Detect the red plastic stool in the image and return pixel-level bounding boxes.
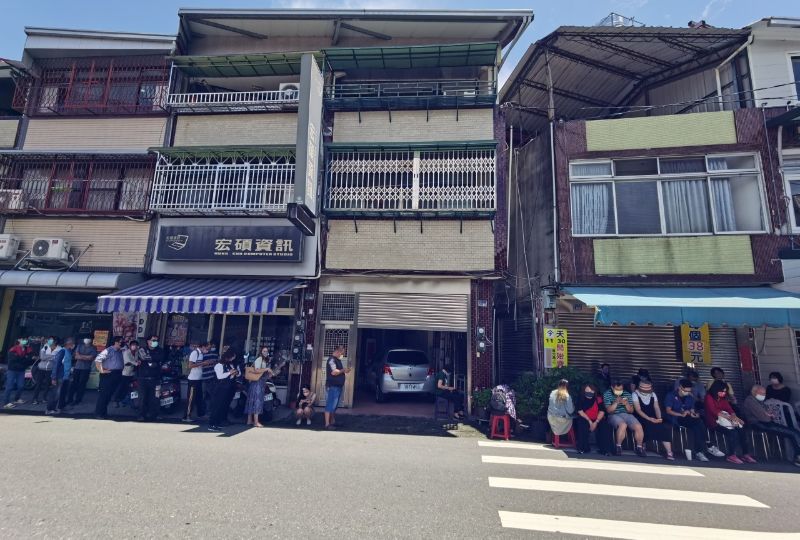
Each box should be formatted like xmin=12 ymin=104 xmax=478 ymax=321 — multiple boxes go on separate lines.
xmin=553 ymin=427 xmax=576 ymax=449
xmin=490 ymin=414 xmax=511 ymax=440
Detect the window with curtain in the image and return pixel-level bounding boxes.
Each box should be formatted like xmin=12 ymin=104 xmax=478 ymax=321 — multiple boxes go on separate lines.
xmin=615 ymin=182 xmax=661 ymax=234
xmin=570 ymin=183 xmax=615 ymax=235
xmin=792 ymin=57 xmax=800 ymax=101
xmin=570 ymin=161 xmax=612 ymax=177
xmin=662 ymin=179 xmax=712 ymax=233
xmin=660 ymin=157 xmax=706 ymax=175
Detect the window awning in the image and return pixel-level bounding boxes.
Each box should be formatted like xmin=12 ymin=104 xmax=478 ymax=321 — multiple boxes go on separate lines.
xmin=0 ymin=271 xmax=143 ymax=290
xmin=149 ymin=145 xmax=295 ymax=160
xmin=97 ymin=278 xmax=300 ymax=314
xmin=564 ymin=286 xmax=800 ymax=328
xmin=324 ymin=42 xmax=499 ymax=70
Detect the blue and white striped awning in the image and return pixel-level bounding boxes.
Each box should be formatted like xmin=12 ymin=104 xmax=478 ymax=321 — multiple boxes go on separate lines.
xmin=97 ymin=278 xmax=300 ymax=314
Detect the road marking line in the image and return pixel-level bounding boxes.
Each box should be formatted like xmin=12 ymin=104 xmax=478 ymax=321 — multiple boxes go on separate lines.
xmin=498 ymin=512 xmax=798 ymax=539
xmin=481 ymin=455 xmax=703 ymax=477
xmin=488 ymin=477 xmax=768 ymax=508
xmin=478 ymin=440 xmax=562 ymax=452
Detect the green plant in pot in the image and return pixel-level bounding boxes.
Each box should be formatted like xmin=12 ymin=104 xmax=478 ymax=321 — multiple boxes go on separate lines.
xmin=471 ymin=388 xmax=492 ymax=420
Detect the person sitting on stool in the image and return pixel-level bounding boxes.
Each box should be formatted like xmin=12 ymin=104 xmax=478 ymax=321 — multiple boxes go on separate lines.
xmin=435 ymin=363 xmax=465 ymax=420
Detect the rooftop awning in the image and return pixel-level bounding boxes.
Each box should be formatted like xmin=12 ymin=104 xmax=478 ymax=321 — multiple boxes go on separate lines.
xmin=171 ymin=52 xmax=319 ymax=78
xmin=324 ymin=42 xmax=499 ymax=70
xmin=97 ymin=278 xmax=300 ymax=314
xmin=0 ymin=271 xmax=143 ymax=290
xmin=564 ymin=286 xmax=800 ymax=328
xmin=766 ymin=106 xmax=800 ymax=128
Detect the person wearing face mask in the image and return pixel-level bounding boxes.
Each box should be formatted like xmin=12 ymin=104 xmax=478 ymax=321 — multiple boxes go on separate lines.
xmin=32 ymin=337 xmax=61 ymax=406
xmin=183 ymin=342 xmax=211 ymax=423
xmin=47 ymin=338 xmax=74 ymax=415
xmin=603 ymin=379 xmax=646 ymax=457
xmin=3 ymin=337 xmax=34 ymax=409
xmin=632 ymin=380 xmax=675 ymax=460
xmin=575 ymin=383 xmax=611 ymax=455
xmin=94 ymin=336 xmax=125 ymax=419
xmin=664 ymin=379 xmax=723 ymax=462
xmin=114 ymin=340 xmax=140 ymax=407
xmin=66 ymin=337 xmax=98 ymax=406
xmin=765 ymin=372 xmax=792 ymax=404
xmin=201 ymin=341 xmax=220 ymax=404
xmin=743 ymin=385 xmax=800 ymax=467
xmin=136 ymin=336 xmax=164 ymax=422
xmin=704 ymin=380 xmax=756 ymax=465
xmin=208 ymin=349 xmax=240 ymax=432
xmin=245 ymin=347 xmax=273 ymax=428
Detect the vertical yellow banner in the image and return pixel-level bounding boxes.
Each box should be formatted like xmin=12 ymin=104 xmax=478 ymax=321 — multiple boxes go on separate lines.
xmin=681 ymin=323 xmax=711 ymax=365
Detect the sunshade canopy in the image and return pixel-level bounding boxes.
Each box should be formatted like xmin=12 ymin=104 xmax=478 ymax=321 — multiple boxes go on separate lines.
xmin=324 ymin=42 xmax=499 ymax=70
xmin=97 ymin=278 xmax=300 ymax=314
xmin=564 ymin=286 xmax=800 ymax=328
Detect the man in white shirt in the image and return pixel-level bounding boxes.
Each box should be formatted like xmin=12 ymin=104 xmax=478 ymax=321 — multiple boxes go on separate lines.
xmin=182 ymin=342 xmax=210 ymax=423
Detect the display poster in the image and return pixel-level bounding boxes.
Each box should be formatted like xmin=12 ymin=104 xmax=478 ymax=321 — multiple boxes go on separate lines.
xmin=543 ymin=327 xmax=569 ymax=368
xmin=166 ymin=315 xmax=189 ymax=347
xmin=93 ymin=330 xmax=109 ymax=350
xmin=681 ymin=323 xmax=711 ymax=365
xmin=113 ymin=312 xmax=138 ymax=341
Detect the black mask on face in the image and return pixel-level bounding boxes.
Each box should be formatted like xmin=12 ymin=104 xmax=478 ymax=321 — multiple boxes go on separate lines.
xmin=584 ymin=391 xmax=595 ymax=399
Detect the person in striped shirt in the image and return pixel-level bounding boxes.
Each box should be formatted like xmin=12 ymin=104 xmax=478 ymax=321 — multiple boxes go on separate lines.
xmin=603 ymin=380 xmax=645 ymax=457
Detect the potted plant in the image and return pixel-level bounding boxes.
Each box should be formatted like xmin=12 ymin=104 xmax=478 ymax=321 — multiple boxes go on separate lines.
xmin=471 ymin=388 xmax=492 ymax=421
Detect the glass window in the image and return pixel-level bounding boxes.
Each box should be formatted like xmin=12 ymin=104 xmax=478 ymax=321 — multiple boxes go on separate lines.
xmin=707 ymin=155 xmax=756 ymax=171
xmin=659 ymin=157 xmax=706 ymax=174
xmin=571 ymin=183 xmax=615 ymax=235
xmin=792 ymin=180 xmax=800 ymax=229
xmin=662 ymin=179 xmax=712 ymax=234
xmin=792 ymin=57 xmax=800 ymax=100
xmin=570 ymin=161 xmax=612 ymax=177
xmin=710 ymin=175 xmax=764 ymax=232
xmin=614 ymin=158 xmax=658 ymax=176
xmin=615 ymin=181 xmax=661 ymax=234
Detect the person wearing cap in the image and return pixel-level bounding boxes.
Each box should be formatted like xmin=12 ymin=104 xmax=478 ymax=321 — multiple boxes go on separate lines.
xmin=603 ymin=379 xmax=646 ymax=457
xmin=665 ymin=379 xmax=723 ymax=462
xmin=632 ymin=379 xmax=675 ymax=460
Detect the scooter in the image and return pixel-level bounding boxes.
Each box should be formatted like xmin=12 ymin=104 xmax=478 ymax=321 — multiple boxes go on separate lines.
xmin=128 ymin=359 xmax=182 ymax=414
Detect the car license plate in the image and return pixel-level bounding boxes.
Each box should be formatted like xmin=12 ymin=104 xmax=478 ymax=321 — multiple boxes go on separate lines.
xmin=234 ymin=392 xmax=241 ymax=400
xmin=400 ymin=383 xmax=423 ymax=391
xmin=264 ymin=393 xmax=273 ymax=402
xmin=129 ymin=391 xmax=139 ymax=399
xmin=160 ymin=397 xmax=174 ymax=406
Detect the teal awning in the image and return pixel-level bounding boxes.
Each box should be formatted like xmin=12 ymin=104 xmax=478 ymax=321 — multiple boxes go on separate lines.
xmin=324 ymin=42 xmax=499 ymax=70
xmin=171 ymin=52 xmax=321 ymax=78
xmin=564 ymin=286 xmax=800 ymax=328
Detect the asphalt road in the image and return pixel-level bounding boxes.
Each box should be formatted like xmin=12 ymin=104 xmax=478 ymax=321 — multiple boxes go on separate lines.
xmin=1 ymin=414 xmax=799 ymax=539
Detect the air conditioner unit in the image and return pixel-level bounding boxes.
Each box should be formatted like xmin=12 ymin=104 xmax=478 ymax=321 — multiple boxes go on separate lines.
xmin=0 ymin=234 xmax=20 ymax=260
xmin=279 ymin=82 xmax=300 ymax=100
xmin=0 ymin=189 xmax=26 ymax=210
xmin=30 ymin=238 xmax=71 ymax=262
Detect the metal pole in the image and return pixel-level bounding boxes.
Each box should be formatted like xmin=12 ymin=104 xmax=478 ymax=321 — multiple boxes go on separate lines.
xmin=246 ymin=314 xmax=253 ymax=356
xmin=219 ymin=313 xmax=227 ymax=349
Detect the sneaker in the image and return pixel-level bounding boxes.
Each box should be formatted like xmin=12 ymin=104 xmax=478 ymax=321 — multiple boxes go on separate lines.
xmin=45 ymin=410 xmax=56 ymax=415
xmin=14 ymin=399 xmax=25 ymax=404
xmin=207 ymin=425 xmax=220 ymax=432
xmin=635 ymin=446 xmax=647 ymax=458
xmin=707 ymin=446 xmax=725 ymax=458
xmin=306 ymin=419 xmax=311 ymax=426
xmin=181 ymin=417 xmax=193 ymax=423
xmin=325 ymin=425 xmax=337 ymax=431
xmin=666 ymin=452 xmax=675 ymax=461
xmin=741 ymin=454 xmax=758 ymax=464
xmin=3 ymin=403 xmax=14 ymax=409
xmin=296 ymin=418 xmax=302 ymax=425
xmin=614 ymin=445 xmax=623 ymax=456
xmin=695 ymin=452 xmax=710 ymax=462
xmin=726 ymin=455 xmax=744 ymax=465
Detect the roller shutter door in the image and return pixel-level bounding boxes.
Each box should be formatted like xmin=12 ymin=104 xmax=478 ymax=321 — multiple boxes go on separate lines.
xmin=557 ymin=312 xmax=681 ymax=392
xmin=498 ymin=311 xmax=535 ymax=383
xmin=357 ymin=293 xmax=468 ymax=332
xmin=693 ymin=329 xmax=744 ymax=400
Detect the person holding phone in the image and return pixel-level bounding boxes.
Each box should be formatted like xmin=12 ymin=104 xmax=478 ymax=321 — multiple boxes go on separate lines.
xmin=324 ymin=344 xmax=350 ymax=430
xmin=208 ymin=349 xmax=240 ymax=432
xmin=603 ymin=379 xmax=645 ymax=457
xmin=295 ymin=384 xmax=317 ymax=426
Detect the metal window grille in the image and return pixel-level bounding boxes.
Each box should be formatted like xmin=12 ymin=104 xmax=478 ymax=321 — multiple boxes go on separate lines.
xmin=320 ymin=293 xmax=355 ymax=322
xmin=326 ymin=149 xmax=495 ymax=212
xmin=167 ymin=90 xmax=299 ymax=113
xmin=0 ymin=155 xmax=154 ymax=214
xmin=323 ymin=328 xmax=350 ymax=356
xmin=150 ymin=153 xmax=295 ymax=215
xmin=13 ymin=55 xmax=170 ymax=116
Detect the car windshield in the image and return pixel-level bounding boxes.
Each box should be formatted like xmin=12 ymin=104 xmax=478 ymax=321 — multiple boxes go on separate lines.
xmin=386 ymin=350 xmax=428 ymax=366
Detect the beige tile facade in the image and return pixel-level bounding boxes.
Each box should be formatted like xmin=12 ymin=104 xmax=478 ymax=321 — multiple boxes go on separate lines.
xmin=332 ymin=109 xmax=494 ymax=143
xmin=0 ymin=118 xmax=19 ymax=148
xmin=23 ymin=117 xmax=167 ymax=152
xmin=172 ymin=113 xmax=298 ymax=146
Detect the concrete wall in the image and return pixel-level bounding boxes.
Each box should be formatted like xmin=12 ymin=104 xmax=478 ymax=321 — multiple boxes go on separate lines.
xmin=754 ymin=327 xmax=800 ymax=400
xmin=325 ymin=219 xmax=494 ymax=272
xmin=172 ymin=113 xmax=297 ymax=147
xmin=0 ymin=118 xmax=19 ymax=148
xmin=332 ymin=109 xmax=494 ymax=143
xmin=749 ymin=28 xmax=800 ymax=106
xmin=3 ymin=218 xmax=151 ymax=271
xmin=23 ymin=117 xmax=167 ymax=152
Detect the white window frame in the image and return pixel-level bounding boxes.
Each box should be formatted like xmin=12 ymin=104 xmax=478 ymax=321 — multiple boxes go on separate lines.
xmin=786 ymin=52 xmax=800 ymax=103
xmin=569 ymin=153 xmax=769 ymax=237
xmin=783 ymin=148 xmax=800 ymax=234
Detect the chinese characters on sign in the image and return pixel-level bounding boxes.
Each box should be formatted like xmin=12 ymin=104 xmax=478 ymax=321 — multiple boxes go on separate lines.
xmin=681 ymin=323 xmax=711 ymax=365
xmin=543 ymin=327 xmax=569 ymax=368
xmin=157 ymin=225 xmax=303 ymax=262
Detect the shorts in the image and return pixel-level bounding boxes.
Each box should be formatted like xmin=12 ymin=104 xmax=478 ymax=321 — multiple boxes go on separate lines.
xmin=608 ymin=412 xmax=641 ymax=430
xmin=325 ymin=385 xmax=343 ymax=413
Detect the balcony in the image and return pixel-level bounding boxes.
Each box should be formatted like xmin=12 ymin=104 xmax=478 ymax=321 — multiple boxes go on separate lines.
xmin=13 ymin=55 xmax=170 ymax=117
xmin=324 ymin=80 xmax=496 ymax=111
xmin=166 ymin=89 xmax=300 ymax=113
xmin=0 ymin=155 xmax=153 ymax=215
xmin=325 ymin=147 xmax=496 ymax=216
xmin=150 ymin=151 xmax=295 ymax=215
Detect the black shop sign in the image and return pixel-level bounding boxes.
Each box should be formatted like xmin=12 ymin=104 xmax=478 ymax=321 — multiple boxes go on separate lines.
xmin=157 ymin=225 xmax=303 ymax=262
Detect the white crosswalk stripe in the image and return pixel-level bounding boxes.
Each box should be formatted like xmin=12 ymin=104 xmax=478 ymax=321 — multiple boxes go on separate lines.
xmin=477 ymin=440 xmax=563 ymax=452
xmin=482 ymin=454 xmax=704 ymax=476
xmin=488 ymin=477 xmax=768 ymax=508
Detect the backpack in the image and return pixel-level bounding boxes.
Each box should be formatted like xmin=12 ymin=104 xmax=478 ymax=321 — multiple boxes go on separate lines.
xmin=490 ymin=387 xmax=508 ymax=413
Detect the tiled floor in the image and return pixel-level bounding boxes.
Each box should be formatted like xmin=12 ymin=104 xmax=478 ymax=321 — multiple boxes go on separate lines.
xmin=337 ymin=388 xmax=437 ymax=418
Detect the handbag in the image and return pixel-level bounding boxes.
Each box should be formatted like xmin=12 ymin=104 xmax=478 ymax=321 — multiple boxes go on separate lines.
xmin=244 ymin=367 xmax=262 ymax=382
xmin=716 ymin=416 xmax=734 ymax=429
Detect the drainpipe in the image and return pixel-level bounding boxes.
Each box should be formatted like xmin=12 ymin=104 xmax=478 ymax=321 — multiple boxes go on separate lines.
xmin=507 ymin=123 xmax=513 ymax=268
xmin=545 ymin=51 xmax=560 ymax=284
xmin=714 ymin=34 xmax=753 ymax=109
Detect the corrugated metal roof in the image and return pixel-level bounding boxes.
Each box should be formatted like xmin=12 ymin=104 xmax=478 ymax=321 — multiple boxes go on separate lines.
xmin=501 ymin=25 xmax=749 ymax=135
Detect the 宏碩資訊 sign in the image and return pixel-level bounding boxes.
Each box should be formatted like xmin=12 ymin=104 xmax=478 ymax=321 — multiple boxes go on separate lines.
xmin=157 ymin=225 xmax=303 ymax=263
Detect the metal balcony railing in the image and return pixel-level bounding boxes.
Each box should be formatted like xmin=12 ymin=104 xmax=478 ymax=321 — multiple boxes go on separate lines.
xmin=150 ymin=162 xmax=295 ymax=215
xmin=166 ymin=90 xmax=300 ymax=113
xmin=326 ymin=149 xmax=496 ymax=213
xmin=0 ymin=176 xmax=151 ymax=215
xmin=324 ymin=80 xmax=496 ymax=111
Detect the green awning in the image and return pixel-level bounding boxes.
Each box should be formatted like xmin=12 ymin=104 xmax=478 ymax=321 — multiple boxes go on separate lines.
xmin=323 ymin=42 xmax=499 ymax=70
xmin=150 ymin=145 xmax=296 ymax=159
xmin=170 ymin=52 xmax=321 ymax=78
xmin=325 ymin=140 xmax=497 ymax=152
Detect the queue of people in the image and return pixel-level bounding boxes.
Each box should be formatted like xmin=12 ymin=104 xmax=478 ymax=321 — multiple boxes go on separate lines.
xmin=547 ymin=368 xmax=800 ymax=467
